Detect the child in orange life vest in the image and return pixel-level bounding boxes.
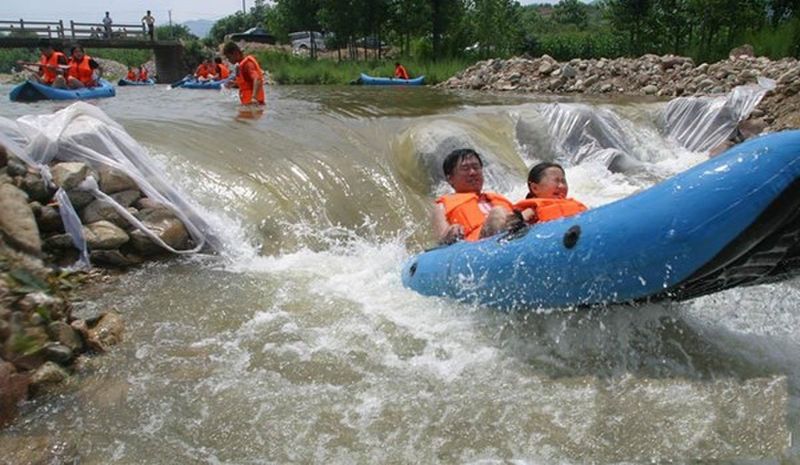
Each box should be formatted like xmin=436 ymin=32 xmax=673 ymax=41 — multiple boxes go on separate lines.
xmin=513 ymin=162 xmax=587 ymax=224
xmin=433 ymin=148 xmax=522 ymax=244
xmin=126 ymin=66 xmax=139 ymax=81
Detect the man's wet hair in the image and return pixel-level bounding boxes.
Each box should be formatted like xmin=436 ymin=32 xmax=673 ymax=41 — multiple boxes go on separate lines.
xmin=443 ymin=149 xmax=483 ymax=177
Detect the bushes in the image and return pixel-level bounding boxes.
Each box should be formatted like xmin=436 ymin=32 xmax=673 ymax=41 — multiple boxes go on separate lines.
xmin=532 ymin=31 xmax=626 ymax=61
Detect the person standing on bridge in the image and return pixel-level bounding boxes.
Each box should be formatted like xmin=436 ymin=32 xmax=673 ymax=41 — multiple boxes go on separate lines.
xmin=142 ymin=10 xmax=155 ymax=41
xmin=102 ymin=12 xmax=113 ymax=39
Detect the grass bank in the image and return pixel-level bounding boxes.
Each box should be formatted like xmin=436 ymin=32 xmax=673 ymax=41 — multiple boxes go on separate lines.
xmin=250 ymin=50 xmax=472 ymax=85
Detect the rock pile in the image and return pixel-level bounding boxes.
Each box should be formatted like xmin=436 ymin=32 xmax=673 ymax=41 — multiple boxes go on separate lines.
xmin=440 ymin=49 xmax=800 ymax=132
xmin=0 ymin=143 xmax=193 ymax=427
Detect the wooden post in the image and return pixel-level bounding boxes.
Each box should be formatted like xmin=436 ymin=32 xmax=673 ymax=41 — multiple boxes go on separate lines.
xmin=58 ymin=20 xmax=64 ymax=38
xmin=70 ymin=20 xmax=75 ymax=40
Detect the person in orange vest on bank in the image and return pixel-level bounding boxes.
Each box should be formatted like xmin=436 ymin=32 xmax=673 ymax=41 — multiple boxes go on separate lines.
xmin=394 ymin=62 xmax=410 ymax=80
xmin=138 ymin=65 xmax=149 ymax=81
xmin=513 ymin=162 xmax=587 ymax=225
xmin=214 ymin=56 xmax=230 ymax=80
xmin=432 ymin=149 xmax=523 ymax=244
xmin=222 ymin=42 xmax=265 ymax=106
xmin=66 ymin=46 xmax=101 ymax=88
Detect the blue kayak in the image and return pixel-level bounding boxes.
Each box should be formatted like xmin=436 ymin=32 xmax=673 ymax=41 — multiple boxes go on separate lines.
xmin=118 ymin=78 xmax=155 ymax=86
xmin=178 ymin=78 xmax=230 ymax=89
xmin=360 ymin=73 xmax=425 ymax=86
xmin=9 ymin=79 xmax=116 ymax=102
xmin=402 ymin=130 xmax=800 ymax=310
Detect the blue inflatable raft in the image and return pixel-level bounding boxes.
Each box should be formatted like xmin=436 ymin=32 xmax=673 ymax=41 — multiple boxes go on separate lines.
xmin=118 ymin=78 xmax=155 ymax=86
xmin=9 ymin=79 xmax=116 ymax=102
xmin=359 ymin=73 xmax=425 ymax=86
xmin=177 ymin=78 xmax=230 ymax=89
xmin=402 ymin=130 xmax=800 ymax=310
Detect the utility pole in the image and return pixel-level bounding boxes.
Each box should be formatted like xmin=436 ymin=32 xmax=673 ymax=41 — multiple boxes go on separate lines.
xmin=168 ymin=10 xmax=172 ymax=38
xmin=242 ymin=0 xmax=246 ymax=14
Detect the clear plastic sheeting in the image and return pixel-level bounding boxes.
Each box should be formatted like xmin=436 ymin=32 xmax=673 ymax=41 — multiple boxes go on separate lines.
xmin=537 ymin=103 xmax=644 ymax=172
xmin=662 ymin=77 xmax=775 ymax=152
xmin=0 ymin=102 xmax=220 ymax=267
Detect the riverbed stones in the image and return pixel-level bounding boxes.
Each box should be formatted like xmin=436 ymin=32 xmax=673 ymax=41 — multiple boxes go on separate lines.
xmin=0 ymin=361 xmax=29 ymax=428
xmin=98 ymin=166 xmax=138 ymax=194
xmin=130 ymin=207 xmax=189 ymax=255
xmin=84 ymin=220 xmax=129 ymax=250
xmin=0 ymin=183 xmax=42 ymax=255
xmin=50 ymin=162 xmax=90 ymax=190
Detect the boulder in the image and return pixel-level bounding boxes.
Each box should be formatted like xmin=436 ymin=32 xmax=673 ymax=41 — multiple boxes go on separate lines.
xmin=84 ymin=221 xmax=130 ymax=250
xmin=34 ymin=204 xmax=63 ymax=233
xmin=642 ymin=85 xmax=658 ymax=95
xmin=98 ymin=166 xmax=138 ymax=194
xmin=90 ymin=249 xmax=144 ymax=268
xmin=47 ymin=321 xmax=83 ymax=352
xmin=729 ymin=44 xmax=755 ymax=59
xmin=30 ymin=361 xmax=69 ymax=388
xmin=130 ymin=208 xmax=189 ymax=255
xmin=50 ymin=162 xmax=90 ymax=190
xmin=19 ymin=172 xmax=52 ymax=203
xmin=0 ymin=361 xmax=29 ymax=428
xmin=6 ymin=157 xmax=27 ymax=177
xmin=0 ymin=183 xmax=42 ymax=255
xmin=87 ymin=311 xmax=124 ymax=351
xmin=81 ymin=199 xmax=127 ymax=228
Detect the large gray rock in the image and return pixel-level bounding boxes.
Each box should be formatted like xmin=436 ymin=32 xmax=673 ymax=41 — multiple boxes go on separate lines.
xmin=34 ymin=204 xmax=63 ymax=233
xmin=0 ymin=183 xmax=42 ymax=255
xmin=98 ymin=166 xmax=138 ymax=194
xmin=90 ymin=249 xmax=144 ymax=268
xmin=84 ymin=220 xmax=130 ymax=250
xmin=47 ymin=321 xmax=83 ymax=352
xmin=130 ymin=208 xmax=189 ymax=255
xmin=20 ymin=172 xmax=52 ymax=203
xmin=81 ymin=199 xmax=127 ymax=227
xmin=50 ymin=162 xmax=90 ymax=190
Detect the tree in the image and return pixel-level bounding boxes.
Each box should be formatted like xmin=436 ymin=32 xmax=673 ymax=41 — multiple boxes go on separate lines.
xmin=603 ymin=0 xmax=655 ymax=55
xmin=554 ymin=0 xmax=588 ymax=28
xmin=156 ymin=24 xmax=197 ymax=41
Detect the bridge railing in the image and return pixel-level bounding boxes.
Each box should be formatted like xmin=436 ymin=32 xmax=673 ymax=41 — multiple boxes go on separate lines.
xmin=0 ymin=19 xmax=65 ymax=38
xmin=70 ymin=21 xmax=148 ymax=40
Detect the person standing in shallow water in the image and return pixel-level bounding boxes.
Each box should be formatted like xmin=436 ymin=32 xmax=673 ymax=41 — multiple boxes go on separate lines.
xmin=222 ymin=42 xmax=265 ymax=106
xmin=432 ymin=148 xmax=523 ymax=244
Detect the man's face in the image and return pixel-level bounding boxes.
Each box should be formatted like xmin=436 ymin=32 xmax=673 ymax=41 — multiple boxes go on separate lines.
xmin=447 ymin=154 xmax=484 ymax=194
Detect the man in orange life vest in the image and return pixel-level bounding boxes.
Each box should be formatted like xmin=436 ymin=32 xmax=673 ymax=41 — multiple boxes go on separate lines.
xmin=432 ymin=148 xmax=522 ymax=244
xmin=29 ymin=45 xmax=68 ymax=87
xmin=66 ymin=46 xmax=101 ymax=88
xmin=194 ymin=59 xmax=215 ymax=81
xmin=223 ymin=42 xmax=265 ymax=105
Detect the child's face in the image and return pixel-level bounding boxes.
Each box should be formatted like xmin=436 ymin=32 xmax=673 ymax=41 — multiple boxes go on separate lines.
xmin=530 ymin=167 xmax=568 ymax=199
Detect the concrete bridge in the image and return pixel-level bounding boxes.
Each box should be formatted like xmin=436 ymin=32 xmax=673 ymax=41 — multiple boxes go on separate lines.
xmin=0 ymin=19 xmax=185 ymax=83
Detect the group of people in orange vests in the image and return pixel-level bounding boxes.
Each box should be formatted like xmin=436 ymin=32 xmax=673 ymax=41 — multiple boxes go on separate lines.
xmin=25 ymin=44 xmax=102 ymax=89
xmin=433 ymin=149 xmax=588 ymax=244
xmin=192 ymin=57 xmax=231 ymax=82
xmin=26 ymin=41 xmax=266 ymax=107
xmin=187 ymin=43 xmax=264 ymax=106
xmin=126 ymin=65 xmax=150 ymax=82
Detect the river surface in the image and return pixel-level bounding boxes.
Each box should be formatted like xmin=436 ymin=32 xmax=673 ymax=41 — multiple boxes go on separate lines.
xmin=0 ymin=83 xmax=798 ymax=464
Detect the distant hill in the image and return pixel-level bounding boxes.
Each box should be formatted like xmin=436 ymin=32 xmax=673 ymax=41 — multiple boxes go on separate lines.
xmin=182 ymin=19 xmax=214 ymax=38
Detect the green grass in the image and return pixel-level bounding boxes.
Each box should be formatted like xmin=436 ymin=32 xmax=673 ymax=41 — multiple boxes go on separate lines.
xmin=250 ymin=50 xmax=473 ymax=85
xmin=745 ymin=19 xmax=800 ymax=60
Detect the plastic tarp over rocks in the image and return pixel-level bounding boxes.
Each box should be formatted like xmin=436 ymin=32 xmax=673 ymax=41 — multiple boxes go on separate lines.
xmin=662 ymin=77 xmax=775 ymax=152
xmin=0 ymin=102 xmax=220 ymax=267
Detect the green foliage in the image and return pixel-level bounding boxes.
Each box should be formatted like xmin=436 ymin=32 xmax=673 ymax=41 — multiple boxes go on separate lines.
xmin=87 ymin=48 xmax=152 ymax=67
xmin=156 ymin=24 xmax=197 ymax=41
xmin=533 ymin=30 xmax=627 ymax=60
xmin=0 ymin=48 xmax=37 ymax=73
xmin=252 ymin=48 xmax=470 ymax=84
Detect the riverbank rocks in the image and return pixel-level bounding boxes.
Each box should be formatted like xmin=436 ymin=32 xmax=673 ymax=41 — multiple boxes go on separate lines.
xmin=0 ymin=155 xmax=196 ymax=268
xmin=440 ymin=49 xmax=800 ymax=133
xmin=0 ymin=144 xmax=195 ymax=429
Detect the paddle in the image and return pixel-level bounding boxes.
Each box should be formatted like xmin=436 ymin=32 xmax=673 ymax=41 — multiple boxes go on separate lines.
xmin=16 ymin=60 xmax=70 ymax=72
xmin=167 ymin=74 xmax=191 ymax=89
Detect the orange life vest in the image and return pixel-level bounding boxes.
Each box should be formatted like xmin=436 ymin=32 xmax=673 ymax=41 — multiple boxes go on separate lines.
xmin=217 ymin=63 xmax=230 ymax=79
xmin=437 ymin=192 xmax=513 ymax=241
xmin=513 ymin=197 xmax=588 ymax=223
xmin=68 ymin=55 xmax=95 ymax=86
xmin=195 ymin=64 xmax=211 ymax=78
xmin=127 ymin=70 xmax=138 ymax=80
xmin=235 ymin=55 xmax=265 ymax=104
xmin=395 ymin=65 xmax=409 ymax=80
xmin=40 ymin=51 xmax=65 ymax=84
xmin=139 ymin=68 xmax=148 ymax=81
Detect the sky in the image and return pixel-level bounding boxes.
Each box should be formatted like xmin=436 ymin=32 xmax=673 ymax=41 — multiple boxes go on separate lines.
xmin=1 ymin=0 xmax=571 ymax=25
